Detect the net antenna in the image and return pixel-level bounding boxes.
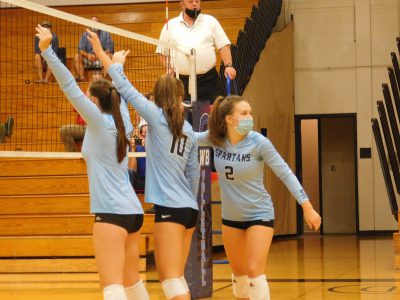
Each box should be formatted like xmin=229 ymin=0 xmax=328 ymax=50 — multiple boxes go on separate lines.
xmin=0 ymin=0 xmax=197 ymax=158
xmin=164 ymin=0 xmax=172 ymax=77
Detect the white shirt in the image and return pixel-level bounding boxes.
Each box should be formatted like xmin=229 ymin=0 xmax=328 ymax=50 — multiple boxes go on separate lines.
xmin=156 ymin=13 xmax=231 ymax=75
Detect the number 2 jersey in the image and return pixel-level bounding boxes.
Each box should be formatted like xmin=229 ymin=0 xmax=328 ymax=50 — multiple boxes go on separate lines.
xmin=196 ymin=131 xmax=308 ymax=221
xmin=108 ymin=64 xmax=200 ymax=211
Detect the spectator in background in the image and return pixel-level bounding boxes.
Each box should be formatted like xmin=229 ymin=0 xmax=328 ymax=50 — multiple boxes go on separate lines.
xmin=128 ymin=124 xmax=147 ymax=192
xmin=0 ymin=116 xmax=14 ymax=144
xmin=134 ymin=93 xmax=153 ymax=136
xmin=60 ymin=107 xmax=87 ymax=152
xmin=75 ymin=16 xmax=114 ymax=81
xmin=34 ymin=20 xmax=59 ymax=83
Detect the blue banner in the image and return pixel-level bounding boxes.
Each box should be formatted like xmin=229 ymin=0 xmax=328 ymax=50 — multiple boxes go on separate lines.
xmin=185 ymin=101 xmax=213 ymax=299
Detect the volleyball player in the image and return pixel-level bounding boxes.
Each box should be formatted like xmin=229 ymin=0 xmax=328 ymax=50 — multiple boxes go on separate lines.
xmin=87 ymin=30 xmax=200 ymax=300
xmin=35 ymin=25 xmax=149 ymax=300
xmin=196 ymin=95 xmax=322 ymax=300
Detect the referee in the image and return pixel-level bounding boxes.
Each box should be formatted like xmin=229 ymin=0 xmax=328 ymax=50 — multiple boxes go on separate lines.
xmin=156 ymin=0 xmax=236 ymax=104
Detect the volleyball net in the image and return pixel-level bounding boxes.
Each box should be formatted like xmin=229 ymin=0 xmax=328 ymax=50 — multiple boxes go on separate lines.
xmin=0 ymin=0 xmax=196 ymax=156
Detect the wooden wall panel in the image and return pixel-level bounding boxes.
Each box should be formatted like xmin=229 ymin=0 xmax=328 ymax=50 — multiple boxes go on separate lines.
xmin=243 ymin=23 xmax=296 ymax=235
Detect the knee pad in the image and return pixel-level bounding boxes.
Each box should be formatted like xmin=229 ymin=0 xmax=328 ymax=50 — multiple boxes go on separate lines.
xmin=249 ymin=274 xmax=270 ymax=300
xmin=125 ymin=279 xmax=149 ymax=300
xmin=103 ymin=284 xmax=127 ymax=300
xmin=179 ymin=276 xmax=190 ymax=293
xmin=161 ymin=278 xmax=187 ymax=300
xmin=232 ymin=274 xmax=250 ymax=298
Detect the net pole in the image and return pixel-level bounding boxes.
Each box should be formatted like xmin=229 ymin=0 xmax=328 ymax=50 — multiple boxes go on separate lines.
xmin=189 ymin=48 xmax=197 ymax=104
xmin=166 ymin=0 xmax=169 ymax=30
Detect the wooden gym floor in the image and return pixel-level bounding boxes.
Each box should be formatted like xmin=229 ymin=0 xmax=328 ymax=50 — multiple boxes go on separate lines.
xmin=0 ymin=234 xmax=398 ymax=299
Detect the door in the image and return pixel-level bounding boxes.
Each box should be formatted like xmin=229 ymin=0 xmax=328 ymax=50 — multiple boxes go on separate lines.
xmin=320 ymin=117 xmax=356 ymax=234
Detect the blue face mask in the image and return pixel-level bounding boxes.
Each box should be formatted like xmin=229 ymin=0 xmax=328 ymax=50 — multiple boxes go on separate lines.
xmin=233 ymin=118 xmax=253 ymax=135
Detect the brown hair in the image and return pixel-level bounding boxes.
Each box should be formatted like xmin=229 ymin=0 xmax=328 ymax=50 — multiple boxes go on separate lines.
xmin=89 ymin=79 xmax=129 ymax=163
xmin=208 ymin=95 xmax=246 ymax=147
xmin=153 ymin=74 xmax=185 ymax=138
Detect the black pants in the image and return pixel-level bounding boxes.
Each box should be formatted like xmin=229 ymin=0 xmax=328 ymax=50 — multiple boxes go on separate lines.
xmin=180 ymin=67 xmax=221 ymax=104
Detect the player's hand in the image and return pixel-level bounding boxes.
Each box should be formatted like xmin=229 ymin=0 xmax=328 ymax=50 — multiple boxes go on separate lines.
xmin=302 ymin=201 xmax=321 ymax=231
xmin=112 ymin=50 xmax=130 ymax=66
xmin=86 ymin=29 xmax=104 ymax=56
xmin=224 ymin=66 xmax=236 ymax=80
xmin=35 ymin=24 xmax=53 ymax=52
xmin=304 ymin=208 xmax=321 ymax=231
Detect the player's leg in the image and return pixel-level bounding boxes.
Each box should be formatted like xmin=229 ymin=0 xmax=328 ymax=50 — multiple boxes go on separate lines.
xmin=222 ymin=223 xmax=250 ymax=300
xmin=245 ymin=224 xmax=273 ymax=300
xmin=154 ymin=205 xmax=193 ymax=300
xmin=123 ymin=214 xmax=149 ymax=300
xmin=178 ymin=210 xmax=197 ymax=293
xmin=93 ymin=220 xmax=128 ymax=300
xmin=59 ymin=124 xmax=85 ymax=152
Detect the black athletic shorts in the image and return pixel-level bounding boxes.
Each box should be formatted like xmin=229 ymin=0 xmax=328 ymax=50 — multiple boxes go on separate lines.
xmin=222 ymin=218 xmax=274 ymax=230
xmin=154 ymin=204 xmax=198 ymax=229
xmin=94 ymin=213 xmax=144 ymax=233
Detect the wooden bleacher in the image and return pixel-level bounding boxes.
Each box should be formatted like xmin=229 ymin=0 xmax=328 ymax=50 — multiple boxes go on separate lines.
xmin=0 ymin=0 xmax=259 ymax=272
xmin=0 ymin=158 xmax=154 ymax=273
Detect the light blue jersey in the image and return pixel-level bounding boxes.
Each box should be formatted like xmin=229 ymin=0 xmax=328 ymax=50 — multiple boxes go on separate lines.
xmin=108 ymin=64 xmax=200 ymax=210
xmin=41 ymin=46 xmax=143 ymax=215
xmin=197 ymin=131 xmax=308 ymax=221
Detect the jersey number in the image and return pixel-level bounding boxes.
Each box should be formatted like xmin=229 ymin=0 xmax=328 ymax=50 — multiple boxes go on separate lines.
xmin=225 ymin=166 xmax=234 ymax=180
xmin=170 ymin=135 xmax=188 ymax=157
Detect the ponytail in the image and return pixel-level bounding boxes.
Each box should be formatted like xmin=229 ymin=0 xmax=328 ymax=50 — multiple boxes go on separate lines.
xmin=154 ymin=74 xmax=184 ymax=139
xmin=89 ymin=79 xmax=129 ymax=163
xmin=208 ymin=95 xmax=246 ymax=147
xmin=110 ymin=88 xmax=130 ymax=163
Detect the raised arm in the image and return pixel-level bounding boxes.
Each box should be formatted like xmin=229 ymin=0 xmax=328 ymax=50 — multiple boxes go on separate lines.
xmin=120 ymin=94 xmax=133 ymax=138
xmin=52 ymin=34 xmax=59 ymax=55
xmin=86 ymin=29 xmax=159 ymax=123
xmin=102 ymin=31 xmax=114 ymax=54
xmin=35 ymin=25 xmax=103 ymax=128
